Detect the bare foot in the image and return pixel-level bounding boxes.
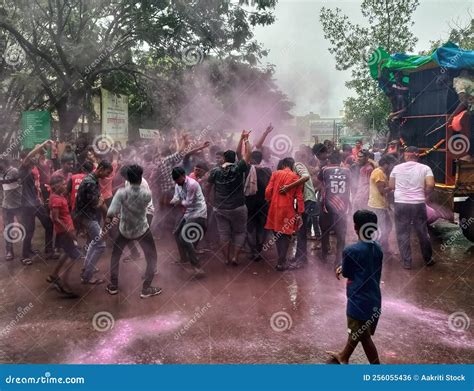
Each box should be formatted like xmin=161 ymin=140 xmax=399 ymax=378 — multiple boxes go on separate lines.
xmin=325 ymin=351 xmax=348 ymax=364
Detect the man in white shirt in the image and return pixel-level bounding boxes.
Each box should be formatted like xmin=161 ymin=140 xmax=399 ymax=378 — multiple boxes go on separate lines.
xmin=171 ymin=166 xmax=207 ymax=278
xmin=123 ymin=173 xmax=155 ymax=262
xmin=389 ymin=146 xmax=435 ymax=269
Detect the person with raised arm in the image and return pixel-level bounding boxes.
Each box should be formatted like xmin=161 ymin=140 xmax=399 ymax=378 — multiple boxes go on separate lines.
xmin=207 ymin=130 xmax=251 ymax=266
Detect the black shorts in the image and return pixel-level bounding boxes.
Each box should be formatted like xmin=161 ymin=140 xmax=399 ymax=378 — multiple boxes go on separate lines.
xmin=347 ymin=316 xmax=379 ymax=341
xmin=56 ymin=233 xmax=82 ymax=260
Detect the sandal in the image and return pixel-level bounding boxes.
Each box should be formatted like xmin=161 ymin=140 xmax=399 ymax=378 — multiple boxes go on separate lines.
xmin=21 ymin=258 xmax=33 ymax=265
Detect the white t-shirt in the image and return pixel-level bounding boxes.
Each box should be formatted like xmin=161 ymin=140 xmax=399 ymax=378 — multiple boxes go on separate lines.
xmin=125 ymin=177 xmax=154 ymax=215
xmin=390 ymin=161 xmax=434 ymax=204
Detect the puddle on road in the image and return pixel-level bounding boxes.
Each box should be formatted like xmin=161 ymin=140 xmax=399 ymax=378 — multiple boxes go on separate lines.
xmin=65 ymin=312 xmax=185 ymax=363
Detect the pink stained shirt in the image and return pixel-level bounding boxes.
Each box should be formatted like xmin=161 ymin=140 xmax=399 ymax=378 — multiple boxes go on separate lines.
xmin=99 ymin=161 xmax=118 ymax=200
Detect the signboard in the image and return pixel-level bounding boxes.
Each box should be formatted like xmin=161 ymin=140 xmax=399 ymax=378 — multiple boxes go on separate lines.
xmin=21 ymin=111 xmax=51 ymax=149
xmin=139 ymin=128 xmax=161 ymax=139
xmin=101 ymin=88 xmax=128 ymax=144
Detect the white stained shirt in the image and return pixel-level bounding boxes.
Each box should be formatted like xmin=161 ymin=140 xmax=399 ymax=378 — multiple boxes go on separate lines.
xmin=390 ymin=161 xmax=434 ymax=204
xmin=125 ymin=177 xmax=155 ymax=215
xmin=171 ymin=176 xmax=207 ymax=219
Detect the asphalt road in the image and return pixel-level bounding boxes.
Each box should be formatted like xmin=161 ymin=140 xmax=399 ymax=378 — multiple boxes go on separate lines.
xmin=0 ymin=218 xmax=472 ymax=364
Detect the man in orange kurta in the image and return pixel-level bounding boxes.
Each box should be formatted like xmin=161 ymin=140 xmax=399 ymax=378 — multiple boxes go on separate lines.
xmin=265 ymin=158 xmax=304 ymax=271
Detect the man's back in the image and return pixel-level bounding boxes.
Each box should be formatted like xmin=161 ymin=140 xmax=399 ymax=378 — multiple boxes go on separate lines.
xmin=109 ymin=185 xmax=151 ymax=239
xmin=208 ymin=160 xmax=248 ymax=210
xmin=390 ymin=161 xmax=433 ymax=204
xmin=319 ymin=165 xmax=351 ymax=213
xmin=75 ymin=173 xmax=100 ymax=219
xmin=246 ymin=166 xmax=272 ymax=209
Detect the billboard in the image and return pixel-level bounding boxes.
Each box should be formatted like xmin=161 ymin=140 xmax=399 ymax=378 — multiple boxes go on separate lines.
xmin=21 ymin=111 xmax=51 ymax=149
xmin=101 ymin=88 xmax=128 ymax=144
xmin=139 ymin=128 xmax=161 ymax=139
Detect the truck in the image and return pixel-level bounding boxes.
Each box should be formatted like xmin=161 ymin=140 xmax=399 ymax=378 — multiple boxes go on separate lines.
xmin=369 ymin=42 xmax=474 ymax=241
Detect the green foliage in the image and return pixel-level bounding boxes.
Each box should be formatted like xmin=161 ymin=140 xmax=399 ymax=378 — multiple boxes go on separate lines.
xmin=0 ymin=0 xmax=282 ymax=141
xmin=429 ymin=17 xmax=474 ymax=51
xmin=320 ymin=0 xmax=419 ymax=134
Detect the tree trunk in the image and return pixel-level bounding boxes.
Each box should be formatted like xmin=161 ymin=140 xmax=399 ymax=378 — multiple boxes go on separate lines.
xmin=55 ymin=94 xmax=83 ymax=141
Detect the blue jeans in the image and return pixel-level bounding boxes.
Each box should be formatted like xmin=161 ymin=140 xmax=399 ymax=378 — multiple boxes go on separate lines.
xmin=81 ymin=219 xmax=106 ymax=281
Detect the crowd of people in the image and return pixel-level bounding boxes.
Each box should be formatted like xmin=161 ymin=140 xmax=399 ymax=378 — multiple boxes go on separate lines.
xmin=0 ymin=127 xmax=438 ymax=288
xmin=0 ymin=126 xmax=441 ymax=363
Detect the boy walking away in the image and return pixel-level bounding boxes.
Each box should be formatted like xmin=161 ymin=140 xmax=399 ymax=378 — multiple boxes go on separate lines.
xmin=327 ymin=210 xmax=383 ymax=364
xmin=48 ymin=176 xmax=81 ymax=298
xmin=105 ymin=165 xmax=161 ymax=299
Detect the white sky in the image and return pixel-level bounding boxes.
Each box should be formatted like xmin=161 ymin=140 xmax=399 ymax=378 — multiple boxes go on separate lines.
xmin=254 ymin=0 xmax=472 ymax=117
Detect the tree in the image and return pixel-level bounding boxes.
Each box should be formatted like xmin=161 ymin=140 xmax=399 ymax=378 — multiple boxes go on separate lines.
xmin=320 ymin=0 xmax=419 ymax=134
xmin=0 ymin=0 xmax=277 ymax=141
xmin=428 ymin=15 xmax=474 ymax=51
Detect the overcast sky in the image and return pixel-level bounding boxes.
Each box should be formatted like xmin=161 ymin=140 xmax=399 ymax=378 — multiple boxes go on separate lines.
xmin=253 ymin=0 xmax=472 ymax=118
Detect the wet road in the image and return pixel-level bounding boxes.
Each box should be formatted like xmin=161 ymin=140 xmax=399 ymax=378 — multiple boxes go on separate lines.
xmin=0 ymin=219 xmax=472 ymax=364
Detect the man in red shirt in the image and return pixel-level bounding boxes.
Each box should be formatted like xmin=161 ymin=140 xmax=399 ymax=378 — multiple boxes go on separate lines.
xmin=99 ymin=151 xmax=119 ymax=208
xmin=189 ymin=162 xmax=209 ymax=187
xmin=51 ymin=156 xmax=74 ymax=183
xmin=352 ymin=149 xmax=375 ymax=211
xmin=48 ymin=176 xmax=82 ymax=298
xmin=352 ymin=139 xmax=362 ymax=158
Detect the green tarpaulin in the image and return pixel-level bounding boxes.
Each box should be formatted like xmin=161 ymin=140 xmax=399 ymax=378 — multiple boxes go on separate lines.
xmin=369 ymin=42 xmax=474 ymax=80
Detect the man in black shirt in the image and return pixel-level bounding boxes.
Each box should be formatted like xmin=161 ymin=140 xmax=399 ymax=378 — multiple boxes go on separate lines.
xmin=75 ymin=160 xmax=113 ymax=284
xmin=244 ymin=150 xmax=272 ymax=262
xmin=207 ymin=130 xmax=251 ymax=265
xmin=318 ymin=152 xmax=351 ymax=265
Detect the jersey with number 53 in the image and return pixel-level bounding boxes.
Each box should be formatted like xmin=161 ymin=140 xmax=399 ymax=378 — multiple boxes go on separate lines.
xmin=318 ymin=165 xmax=351 ymax=213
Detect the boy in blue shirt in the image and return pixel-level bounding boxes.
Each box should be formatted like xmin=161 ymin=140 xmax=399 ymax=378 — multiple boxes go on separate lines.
xmin=327 ymin=209 xmax=383 ymax=364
